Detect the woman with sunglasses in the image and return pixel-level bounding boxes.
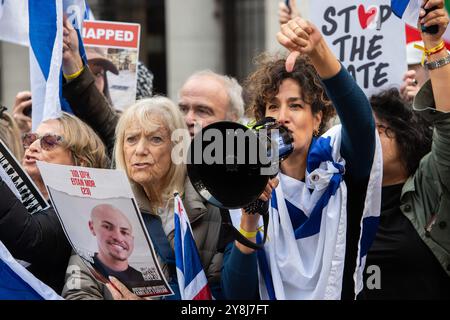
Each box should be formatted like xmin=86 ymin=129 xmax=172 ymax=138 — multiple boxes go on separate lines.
xmin=0 ymin=112 xmax=109 ymax=293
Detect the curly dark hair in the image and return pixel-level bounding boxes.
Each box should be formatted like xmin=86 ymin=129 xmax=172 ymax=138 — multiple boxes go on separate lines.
xmin=245 ymin=53 xmax=335 ymax=135
xmin=370 ymin=88 xmax=432 ymax=176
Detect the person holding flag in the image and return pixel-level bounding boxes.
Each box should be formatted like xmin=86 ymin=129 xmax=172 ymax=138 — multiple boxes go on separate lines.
xmin=391 ymin=0 xmax=450 ymax=103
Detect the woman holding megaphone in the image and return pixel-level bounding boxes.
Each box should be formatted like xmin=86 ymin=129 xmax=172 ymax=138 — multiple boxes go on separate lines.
xmin=221 ymin=16 xmax=382 ymax=300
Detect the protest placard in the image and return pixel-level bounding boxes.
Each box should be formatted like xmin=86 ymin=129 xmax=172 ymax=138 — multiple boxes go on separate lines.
xmin=37 ymin=161 xmax=173 ymax=298
xmin=308 ymin=0 xmax=407 ymax=95
xmin=0 ymin=140 xmax=48 ymax=215
xmin=82 ymin=20 xmax=140 ymax=110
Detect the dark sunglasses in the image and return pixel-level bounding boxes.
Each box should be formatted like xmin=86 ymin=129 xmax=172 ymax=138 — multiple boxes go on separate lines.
xmin=22 ymin=133 xmax=64 ymax=151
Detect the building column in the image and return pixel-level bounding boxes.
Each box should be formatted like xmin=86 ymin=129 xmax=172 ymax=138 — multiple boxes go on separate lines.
xmin=0 ymin=42 xmax=29 ymax=111
xmin=165 ymin=0 xmax=224 ymax=100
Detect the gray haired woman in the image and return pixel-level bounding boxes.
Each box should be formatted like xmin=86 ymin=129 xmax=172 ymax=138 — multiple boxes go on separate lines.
xmin=63 ymin=97 xmax=223 ymax=300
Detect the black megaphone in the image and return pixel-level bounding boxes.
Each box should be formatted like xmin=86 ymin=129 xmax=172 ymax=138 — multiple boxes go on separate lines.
xmin=187 ymin=117 xmax=294 ymax=249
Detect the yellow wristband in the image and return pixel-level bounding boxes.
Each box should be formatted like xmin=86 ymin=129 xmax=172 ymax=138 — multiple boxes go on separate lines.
xmin=414 ymin=41 xmax=446 ymax=66
xmin=63 ymin=66 xmax=85 ymax=80
xmin=239 ymin=228 xmax=258 ymax=238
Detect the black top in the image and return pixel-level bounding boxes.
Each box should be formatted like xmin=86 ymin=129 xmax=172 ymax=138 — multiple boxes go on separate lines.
xmin=361 ymin=184 xmax=450 ymax=300
xmin=92 ymin=253 xmax=145 ymax=291
xmin=321 ymin=65 xmax=376 ymax=300
xmin=0 ymin=178 xmax=72 ymax=294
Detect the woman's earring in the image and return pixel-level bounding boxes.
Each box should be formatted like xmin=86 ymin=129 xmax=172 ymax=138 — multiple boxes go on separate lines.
xmin=313 ymin=129 xmax=319 ymax=137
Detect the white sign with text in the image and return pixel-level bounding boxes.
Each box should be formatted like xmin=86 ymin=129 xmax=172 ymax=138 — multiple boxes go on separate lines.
xmin=309 ymin=0 xmax=407 ymax=95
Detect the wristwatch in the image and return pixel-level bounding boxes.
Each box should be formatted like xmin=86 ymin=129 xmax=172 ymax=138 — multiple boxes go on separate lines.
xmin=425 ymin=54 xmax=450 ymax=70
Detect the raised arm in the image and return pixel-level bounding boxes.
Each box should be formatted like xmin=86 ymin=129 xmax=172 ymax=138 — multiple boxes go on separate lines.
xmin=277 ymin=17 xmax=341 ymax=77
xmin=413 ymin=0 xmax=450 ymax=191
xmin=277 ymin=17 xmax=375 ymax=180
xmin=420 ymin=0 xmax=450 ymax=111
xmin=62 ymin=17 xmax=119 ymax=157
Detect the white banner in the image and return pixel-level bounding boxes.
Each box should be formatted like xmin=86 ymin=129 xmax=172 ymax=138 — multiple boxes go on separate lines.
xmin=0 ymin=0 xmax=29 ymax=46
xmin=309 ymin=0 xmax=407 ymax=96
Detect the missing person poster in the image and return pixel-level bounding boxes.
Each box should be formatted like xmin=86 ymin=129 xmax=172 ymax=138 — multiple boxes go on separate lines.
xmin=37 ymin=161 xmax=172 ymax=298
xmin=82 ymin=20 xmax=140 ymax=110
xmin=308 ymin=0 xmax=407 ymax=95
xmin=0 ymin=140 xmax=48 ymax=215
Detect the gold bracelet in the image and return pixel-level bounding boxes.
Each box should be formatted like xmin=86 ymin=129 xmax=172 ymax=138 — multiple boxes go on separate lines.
xmin=63 ymin=66 xmax=85 ymax=80
xmin=239 ymin=227 xmax=258 ymax=238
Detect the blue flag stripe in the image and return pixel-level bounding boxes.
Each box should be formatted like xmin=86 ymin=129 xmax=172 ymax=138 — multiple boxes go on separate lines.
xmin=182 ymin=227 xmax=204 ymax=285
xmin=359 ymin=216 xmax=380 ymax=259
xmin=174 ymin=214 xmax=184 ymax=273
xmin=28 ymin=0 xmax=57 ymax=81
xmin=174 ymin=195 xmax=212 ymax=300
xmin=0 ymin=259 xmax=43 ymax=300
xmin=391 ymin=0 xmax=410 ymax=18
xmin=256 ymin=232 xmax=276 ymax=300
xmin=285 ymin=199 xmax=308 ymax=230
xmin=294 ymin=173 xmax=342 ymax=239
xmin=271 ymin=189 xmax=278 ymax=211
xmin=307 ymin=136 xmax=333 ymax=173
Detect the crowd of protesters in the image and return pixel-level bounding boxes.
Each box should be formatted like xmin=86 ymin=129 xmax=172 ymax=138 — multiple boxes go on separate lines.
xmin=0 ymin=0 xmax=449 ymax=300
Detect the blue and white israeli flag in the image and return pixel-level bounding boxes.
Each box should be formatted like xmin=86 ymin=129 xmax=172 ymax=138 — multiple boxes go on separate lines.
xmin=391 ymin=0 xmax=422 ymax=27
xmin=29 ymin=0 xmax=90 ymax=130
xmin=0 ymin=241 xmax=62 ymax=300
xmin=0 ymin=1 xmax=90 ymax=130
xmin=260 ymin=126 xmax=382 ymax=299
xmin=231 ymin=125 xmax=383 ymax=300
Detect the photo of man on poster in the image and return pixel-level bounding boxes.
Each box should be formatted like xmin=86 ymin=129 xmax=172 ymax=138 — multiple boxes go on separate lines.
xmin=88 ymin=203 xmax=145 ymax=289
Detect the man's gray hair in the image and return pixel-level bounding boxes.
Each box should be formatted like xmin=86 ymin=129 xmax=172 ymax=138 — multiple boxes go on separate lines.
xmin=186 ymin=70 xmax=244 ymax=121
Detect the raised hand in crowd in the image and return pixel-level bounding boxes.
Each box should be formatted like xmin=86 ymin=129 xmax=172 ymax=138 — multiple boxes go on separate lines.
xmin=12 ymin=91 xmax=32 ymax=134
xmin=62 ymin=16 xmax=83 ymax=78
xmin=278 ymin=0 xmax=300 ymax=25
xmin=399 ymin=70 xmax=421 ymax=103
xmin=418 ymin=0 xmax=450 ymax=108
xmin=277 ymin=16 xmax=341 ymax=77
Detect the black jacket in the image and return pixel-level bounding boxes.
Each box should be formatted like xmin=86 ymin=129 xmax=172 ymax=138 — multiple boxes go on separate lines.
xmin=63 ymin=67 xmax=119 ymax=157
xmin=0 ymin=178 xmax=72 ymax=294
